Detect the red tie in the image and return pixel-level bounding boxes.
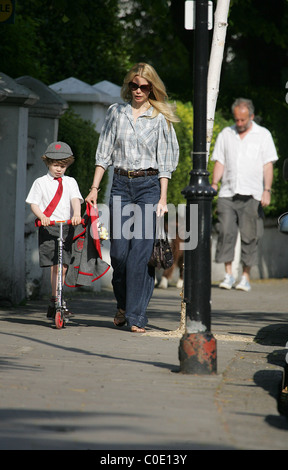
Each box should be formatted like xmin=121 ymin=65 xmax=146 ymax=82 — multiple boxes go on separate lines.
xmin=43 ymin=177 xmax=63 ymax=217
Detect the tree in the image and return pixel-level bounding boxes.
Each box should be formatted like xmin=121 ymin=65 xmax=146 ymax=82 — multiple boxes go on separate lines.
xmin=118 ymin=0 xmax=192 ymax=99
xmin=58 ymin=108 xmax=108 ymax=205
xmin=223 ymin=0 xmax=288 ymax=92
xmin=207 ymin=0 xmax=231 ymax=159
xmin=170 ymin=101 xmax=232 ymax=209
xmin=1 ymin=0 xmax=130 ymax=85
xmin=2 ymin=0 xmax=288 ymax=215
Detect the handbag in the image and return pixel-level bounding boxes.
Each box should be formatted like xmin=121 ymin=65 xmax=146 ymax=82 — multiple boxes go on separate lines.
xmin=278 ymin=212 xmax=288 ymax=233
xmin=148 ymin=219 xmax=174 ymax=270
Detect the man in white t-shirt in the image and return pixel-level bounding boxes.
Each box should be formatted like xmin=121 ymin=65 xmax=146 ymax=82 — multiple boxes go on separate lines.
xmin=211 ymin=98 xmax=278 ymax=292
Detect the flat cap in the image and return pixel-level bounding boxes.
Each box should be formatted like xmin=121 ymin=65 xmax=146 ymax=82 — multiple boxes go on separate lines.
xmin=44 ymin=141 xmax=73 ymax=159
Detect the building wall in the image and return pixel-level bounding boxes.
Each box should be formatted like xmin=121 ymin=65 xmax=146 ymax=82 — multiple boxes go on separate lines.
xmin=0 ymin=105 xmax=29 ymax=303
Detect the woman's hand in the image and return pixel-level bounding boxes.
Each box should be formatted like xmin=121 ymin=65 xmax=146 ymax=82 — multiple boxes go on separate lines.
xmin=156 ymin=198 xmax=168 ymax=217
xmin=157 ymin=177 xmax=168 ymax=216
xmin=85 ymin=166 xmax=105 ymax=207
xmin=85 ymin=187 xmax=99 ymax=208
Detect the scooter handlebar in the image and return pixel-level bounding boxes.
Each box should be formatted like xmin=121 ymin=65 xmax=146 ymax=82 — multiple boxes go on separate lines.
xmin=35 ymin=219 xmax=85 ymax=227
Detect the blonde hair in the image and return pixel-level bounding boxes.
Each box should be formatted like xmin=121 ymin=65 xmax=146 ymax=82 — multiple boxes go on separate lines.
xmin=121 ymin=63 xmax=180 ymax=126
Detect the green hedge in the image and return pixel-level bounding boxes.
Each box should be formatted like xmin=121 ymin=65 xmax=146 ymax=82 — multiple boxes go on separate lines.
xmin=170 ymin=100 xmax=288 ymax=221
xmin=170 ymin=102 xmax=232 ymax=215
xmin=58 ymin=108 xmax=108 ymax=212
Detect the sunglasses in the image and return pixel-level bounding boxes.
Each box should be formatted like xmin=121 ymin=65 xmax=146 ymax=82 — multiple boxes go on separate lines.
xmin=128 ymin=81 xmax=151 ymax=93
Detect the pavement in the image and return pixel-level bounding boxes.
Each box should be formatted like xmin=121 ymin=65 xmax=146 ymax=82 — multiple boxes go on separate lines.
xmin=0 ymin=278 xmax=288 ymax=451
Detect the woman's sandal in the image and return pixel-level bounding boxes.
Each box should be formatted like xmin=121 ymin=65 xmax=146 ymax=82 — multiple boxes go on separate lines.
xmin=131 ymin=325 xmax=146 ymax=333
xmin=113 ymin=308 xmax=126 ymax=327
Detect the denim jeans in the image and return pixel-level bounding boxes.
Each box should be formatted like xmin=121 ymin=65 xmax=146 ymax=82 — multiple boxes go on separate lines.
xmin=109 ymin=173 xmax=161 ymax=328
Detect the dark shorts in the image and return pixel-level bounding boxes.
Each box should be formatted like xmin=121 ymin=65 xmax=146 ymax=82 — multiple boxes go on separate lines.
xmin=38 ymin=224 xmax=74 ymax=267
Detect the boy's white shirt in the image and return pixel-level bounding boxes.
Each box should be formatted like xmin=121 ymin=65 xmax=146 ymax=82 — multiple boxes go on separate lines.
xmin=26 ymin=172 xmax=83 ymax=221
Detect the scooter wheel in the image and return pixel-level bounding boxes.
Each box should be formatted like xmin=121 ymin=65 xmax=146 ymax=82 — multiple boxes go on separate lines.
xmin=55 ymin=310 xmax=65 ymax=329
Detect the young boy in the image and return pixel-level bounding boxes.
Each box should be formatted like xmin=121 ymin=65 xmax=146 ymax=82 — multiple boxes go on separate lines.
xmin=26 ymin=141 xmax=83 ymax=319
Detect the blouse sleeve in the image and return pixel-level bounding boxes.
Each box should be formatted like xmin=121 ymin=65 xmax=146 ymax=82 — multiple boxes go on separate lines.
xmin=95 ymin=104 xmax=119 ymax=169
xmin=157 ymin=116 xmax=179 ymax=178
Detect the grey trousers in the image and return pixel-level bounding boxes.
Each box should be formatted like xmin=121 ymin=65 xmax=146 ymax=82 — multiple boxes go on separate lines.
xmin=215 ymin=197 xmax=263 ymax=267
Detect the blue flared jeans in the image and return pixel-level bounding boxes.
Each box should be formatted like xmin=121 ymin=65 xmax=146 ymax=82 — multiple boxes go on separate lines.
xmin=109 ymin=173 xmax=161 ymax=328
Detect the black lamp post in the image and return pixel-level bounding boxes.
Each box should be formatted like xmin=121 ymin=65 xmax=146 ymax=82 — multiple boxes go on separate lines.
xmin=179 ymin=0 xmax=217 ymax=374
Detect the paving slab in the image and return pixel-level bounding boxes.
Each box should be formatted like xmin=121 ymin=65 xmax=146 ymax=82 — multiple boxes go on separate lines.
xmin=0 ymin=279 xmax=287 ymax=450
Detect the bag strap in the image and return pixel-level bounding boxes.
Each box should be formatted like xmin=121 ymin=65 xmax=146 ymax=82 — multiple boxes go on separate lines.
xmin=155 ymin=216 xmax=166 ymax=240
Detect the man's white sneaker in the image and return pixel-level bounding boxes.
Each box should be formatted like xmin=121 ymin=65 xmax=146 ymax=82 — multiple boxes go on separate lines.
xmin=235 ymin=275 xmax=251 ymax=292
xmin=219 ymin=274 xmax=235 ymax=290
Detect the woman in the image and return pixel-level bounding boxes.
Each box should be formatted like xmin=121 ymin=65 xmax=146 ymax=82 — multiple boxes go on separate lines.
xmin=85 ymin=63 xmax=179 ymax=333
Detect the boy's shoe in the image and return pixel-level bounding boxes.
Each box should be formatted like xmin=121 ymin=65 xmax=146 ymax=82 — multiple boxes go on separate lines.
xmin=219 ymin=273 xmax=235 ymax=290
xmin=63 ymin=300 xmax=74 ymax=318
xmin=47 ymin=299 xmax=74 ymax=319
xmin=47 ymin=304 xmax=56 ymax=319
xmin=235 ymin=275 xmax=251 ymax=292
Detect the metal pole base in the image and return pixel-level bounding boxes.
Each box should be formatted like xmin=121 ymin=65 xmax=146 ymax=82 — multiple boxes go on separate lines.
xmin=179 ymin=332 xmax=217 ymax=374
